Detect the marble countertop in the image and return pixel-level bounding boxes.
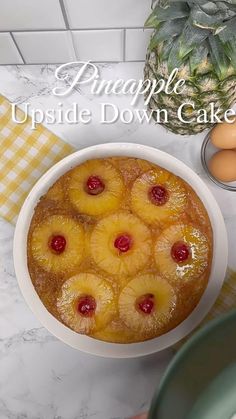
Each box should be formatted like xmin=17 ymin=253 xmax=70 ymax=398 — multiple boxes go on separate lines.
xmin=1 ymin=63 xmax=236 ymax=419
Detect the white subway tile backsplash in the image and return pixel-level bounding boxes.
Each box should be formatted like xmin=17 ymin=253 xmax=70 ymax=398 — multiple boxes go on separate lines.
xmin=0 ymin=0 xmax=66 ymax=31
xmin=125 ymin=28 xmax=152 ymax=61
xmin=13 ymin=31 xmax=75 ymax=64
xmin=0 ymin=1 xmax=153 ymax=64
xmin=72 ymin=30 xmax=123 ymax=62
xmin=64 ymin=0 xmax=151 ymax=29
xmin=0 ymin=33 xmax=23 ymax=64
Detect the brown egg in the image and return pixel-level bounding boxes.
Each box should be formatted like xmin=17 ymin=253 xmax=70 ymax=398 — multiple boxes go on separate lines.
xmin=208 ymin=150 xmax=236 ymax=182
xmin=210 ymin=116 xmax=236 ymax=149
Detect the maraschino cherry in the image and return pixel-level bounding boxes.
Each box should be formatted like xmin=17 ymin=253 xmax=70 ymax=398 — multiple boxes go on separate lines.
xmin=77 ymin=295 xmax=96 ymax=317
xmin=137 ymin=293 xmax=155 ymax=314
xmin=49 ymin=235 xmax=66 ymax=254
xmin=171 ymin=241 xmax=190 ymax=263
xmin=86 ymin=176 xmax=105 ymax=195
xmin=114 ymin=234 xmax=132 ymax=253
xmin=149 ymin=185 xmax=169 ymax=206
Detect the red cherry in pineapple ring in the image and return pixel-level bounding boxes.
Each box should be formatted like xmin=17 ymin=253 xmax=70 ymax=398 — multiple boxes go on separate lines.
xmin=77 ymin=295 xmax=97 ymax=317
xmin=137 ymin=293 xmax=155 ymax=314
xmin=114 ymin=234 xmax=132 ymax=253
xmin=50 ymin=235 xmax=66 ymax=254
xmin=86 ymin=175 xmax=105 ymax=195
xmin=149 ymin=185 xmax=169 ymax=206
xmin=171 ymin=241 xmax=190 ymax=263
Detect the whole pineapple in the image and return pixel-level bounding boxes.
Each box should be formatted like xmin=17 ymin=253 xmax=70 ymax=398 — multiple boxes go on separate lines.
xmin=144 ymin=0 xmax=236 ymax=135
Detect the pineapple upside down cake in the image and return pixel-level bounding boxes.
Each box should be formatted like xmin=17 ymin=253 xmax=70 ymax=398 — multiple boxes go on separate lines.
xmin=27 ymin=157 xmax=213 ymax=343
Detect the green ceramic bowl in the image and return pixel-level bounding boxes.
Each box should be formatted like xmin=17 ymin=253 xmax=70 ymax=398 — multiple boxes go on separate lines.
xmin=148 ymin=310 xmax=236 ymax=419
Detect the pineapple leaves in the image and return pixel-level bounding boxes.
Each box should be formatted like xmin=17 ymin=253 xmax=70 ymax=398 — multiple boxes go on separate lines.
xmin=153 ymin=2 xmax=189 ymax=21
xmin=200 ymin=1 xmax=236 ymax=17
xmin=218 ymin=17 xmax=236 ymax=42
xmin=200 ymin=2 xmax=221 ymax=15
xmin=163 ymin=0 xmax=236 ymax=4
xmin=167 ymin=39 xmax=184 ymax=71
xmin=178 ymin=21 xmax=209 ymax=58
xmin=208 ymin=34 xmax=231 ymax=79
xmin=151 ymin=18 xmax=186 ymax=45
xmin=222 ymin=39 xmax=236 ymax=67
xmin=145 ymin=2 xmax=189 ymax=28
xmin=159 ymin=38 xmax=176 ymax=61
xmin=212 ymin=0 xmax=236 ymax=4
xmin=146 ymin=0 xmax=236 ymax=73
xmin=151 ymin=0 xmax=158 ymax=9
xmin=189 ymin=42 xmax=209 ymax=73
xmin=190 ymin=4 xmax=230 ymax=30
xmin=217 ymin=16 xmax=236 ymax=68
xmin=145 ymin=11 xmax=160 ymax=29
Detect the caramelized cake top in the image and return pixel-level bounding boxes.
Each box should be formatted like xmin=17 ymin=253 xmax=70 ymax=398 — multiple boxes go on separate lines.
xmin=27 ymin=157 xmax=213 ymax=343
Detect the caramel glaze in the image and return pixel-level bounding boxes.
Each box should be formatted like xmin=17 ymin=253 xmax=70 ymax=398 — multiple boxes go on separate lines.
xmin=27 ymin=157 xmax=213 ymax=343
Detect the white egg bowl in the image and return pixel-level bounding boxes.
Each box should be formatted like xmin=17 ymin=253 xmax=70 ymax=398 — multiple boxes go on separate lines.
xmin=201 ymin=132 xmax=236 ymax=191
xmin=13 ymin=143 xmax=228 ymax=358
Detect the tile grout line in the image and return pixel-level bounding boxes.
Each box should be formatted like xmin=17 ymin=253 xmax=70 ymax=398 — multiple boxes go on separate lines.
xmin=123 ymin=29 xmax=126 ymax=62
xmin=0 ymin=61 xmax=146 ymax=66
xmin=0 ymin=27 xmax=150 ymax=33
xmin=9 ymin=32 xmax=25 ymax=64
xmin=59 ymin=0 xmax=77 ymax=59
xmin=67 ymin=31 xmax=78 ymax=60
xmin=1 ymin=18 xmax=151 ymax=65
xmin=59 ymin=0 xmax=70 ymax=29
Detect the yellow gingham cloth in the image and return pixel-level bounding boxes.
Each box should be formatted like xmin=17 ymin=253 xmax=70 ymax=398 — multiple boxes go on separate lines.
xmin=0 ymin=94 xmax=235 ymax=338
xmin=0 ymin=95 xmax=75 ymax=224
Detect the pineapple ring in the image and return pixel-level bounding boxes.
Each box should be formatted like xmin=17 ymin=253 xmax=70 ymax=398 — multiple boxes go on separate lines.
xmin=131 ymin=169 xmax=187 ymax=225
xmin=154 ymin=224 xmax=210 ymax=283
xmin=31 ymin=215 xmax=85 ymax=274
xmin=67 ymin=159 xmax=124 ymax=216
xmin=119 ymin=274 xmax=177 ymax=337
xmin=90 ymin=212 xmax=152 ymax=276
xmin=57 ymin=273 xmax=116 ymax=334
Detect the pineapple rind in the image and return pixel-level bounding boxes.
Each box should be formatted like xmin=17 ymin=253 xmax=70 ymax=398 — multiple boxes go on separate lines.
xmin=144 ymin=44 xmax=236 ymax=135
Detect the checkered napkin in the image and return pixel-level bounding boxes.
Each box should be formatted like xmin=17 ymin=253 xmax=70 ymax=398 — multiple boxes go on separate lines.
xmin=0 ymin=95 xmax=74 ymax=224
xmin=0 ymin=94 xmax=235 ymax=340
